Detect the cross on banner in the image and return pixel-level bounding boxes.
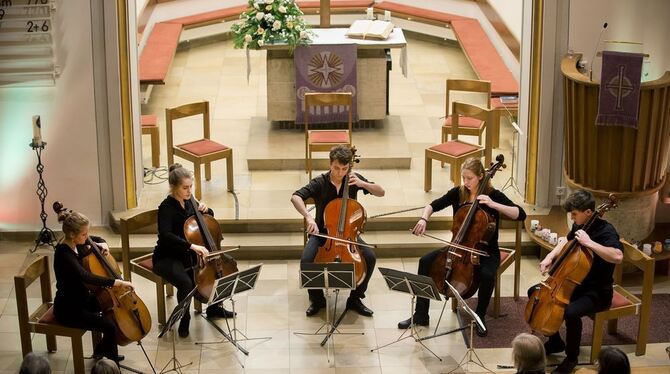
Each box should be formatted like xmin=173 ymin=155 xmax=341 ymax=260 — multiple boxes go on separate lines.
xmin=604 ymin=65 xmax=635 ymax=110
xmin=596 ymin=51 xmax=643 ymax=128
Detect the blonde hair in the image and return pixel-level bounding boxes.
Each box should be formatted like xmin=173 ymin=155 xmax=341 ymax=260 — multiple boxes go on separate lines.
xmin=57 ymin=209 xmax=89 ymax=239
xmin=458 ymin=157 xmax=493 ymax=202
xmin=512 ymin=333 xmax=546 ymax=371
xmin=168 ymin=163 xmax=192 ymax=193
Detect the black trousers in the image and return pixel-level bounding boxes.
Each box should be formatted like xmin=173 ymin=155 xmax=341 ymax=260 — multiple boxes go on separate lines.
xmin=414 ymin=248 xmax=499 ymax=319
xmin=55 ymin=295 xmax=118 ymax=360
xmin=529 ymin=285 xmax=612 ymax=359
xmin=301 ymin=235 xmax=376 ymax=302
xmin=153 ymin=256 xmax=196 ymax=319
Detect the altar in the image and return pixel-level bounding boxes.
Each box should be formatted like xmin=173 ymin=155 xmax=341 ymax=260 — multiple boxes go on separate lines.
xmin=263 ymin=27 xmax=408 ymax=122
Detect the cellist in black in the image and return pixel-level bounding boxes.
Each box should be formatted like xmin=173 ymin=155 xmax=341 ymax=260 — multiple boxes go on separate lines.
xmin=152 ymin=163 xmax=234 ymax=338
xmin=398 ymin=157 xmax=526 ymax=335
xmin=291 ymin=145 xmax=385 ymax=317
xmin=533 ymin=190 xmax=623 ymax=374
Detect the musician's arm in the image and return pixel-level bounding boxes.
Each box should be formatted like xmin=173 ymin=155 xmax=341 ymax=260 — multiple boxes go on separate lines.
xmin=575 ymin=229 xmax=623 ymax=264
xmin=362 ymin=181 xmax=385 ymax=197
xmin=488 ymin=190 xmax=527 ymax=221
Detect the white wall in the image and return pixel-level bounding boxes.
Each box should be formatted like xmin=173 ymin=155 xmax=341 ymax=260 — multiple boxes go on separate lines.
xmin=488 ymin=0 xmax=523 ymax=42
xmin=0 ymin=0 xmax=103 ymax=231
xmin=569 ymin=0 xmax=670 ymax=82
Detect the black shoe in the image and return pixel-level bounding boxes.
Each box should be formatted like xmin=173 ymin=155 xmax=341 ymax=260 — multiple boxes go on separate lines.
xmin=113 ymin=355 xmax=125 ymax=363
xmin=545 ymin=337 xmax=566 ymax=355
xmin=305 ymin=301 xmax=325 ymax=316
xmin=178 ymin=316 xmax=190 ymax=338
xmin=205 ymin=305 xmax=236 ymax=319
xmin=397 ymin=316 xmax=429 ymax=329
xmin=552 ymin=357 xmax=578 ymax=374
xmin=346 ymin=297 xmax=373 ymax=317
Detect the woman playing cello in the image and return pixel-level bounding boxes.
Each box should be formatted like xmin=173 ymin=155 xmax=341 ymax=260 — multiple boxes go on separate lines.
xmin=152 ymin=163 xmax=234 ymax=338
xmin=291 ymin=145 xmax=385 ymax=317
xmin=54 ymin=210 xmax=133 ymax=363
xmin=397 ymin=157 xmax=526 ymax=335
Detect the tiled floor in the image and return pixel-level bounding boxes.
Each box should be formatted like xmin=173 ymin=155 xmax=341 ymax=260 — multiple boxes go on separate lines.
xmin=2 ymin=240 xmax=670 ymax=373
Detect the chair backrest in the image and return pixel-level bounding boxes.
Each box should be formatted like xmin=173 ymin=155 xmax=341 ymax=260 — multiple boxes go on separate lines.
xmin=450 ymin=101 xmax=493 ymax=141
xmin=165 ymin=101 xmax=210 ymax=157
xmin=14 ymin=256 xmax=52 ymax=349
xmin=120 ymin=209 xmax=159 ymax=281
xmin=617 ymin=239 xmax=654 ymax=307
xmin=445 ymin=79 xmax=491 ymax=117
xmin=304 ymin=92 xmax=353 ymax=135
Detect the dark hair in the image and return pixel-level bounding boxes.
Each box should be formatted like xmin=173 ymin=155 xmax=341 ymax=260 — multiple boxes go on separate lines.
xmin=329 ymin=145 xmax=353 ymax=165
xmin=91 ymin=358 xmax=121 ymax=374
xmin=19 ymin=353 xmax=51 ymax=374
xmin=597 ymin=347 xmax=630 ymax=374
xmin=168 ymin=163 xmax=192 ymax=192
xmin=563 ymin=189 xmax=595 ymax=212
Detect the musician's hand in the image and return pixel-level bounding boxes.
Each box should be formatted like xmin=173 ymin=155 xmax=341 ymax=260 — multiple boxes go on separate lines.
xmin=305 ymin=217 xmax=319 ymax=235
xmin=114 ymin=279 xmax=134 ymax=290
xmin=574 ymin=230 xmax=594 ymax=248
xmin=476 ymin=195 xmax=496 ymax=208
xmin=348 ymin=173 xmax=365 ymax=188
xmin=539 ymin=256 xmax=553 ymax=274
xmin=97 ymin=242 xmax=110 ymax=256
xmin=191 ymin=244 xmax=209 ymax=258
xmin=198 ymin=202 xmax=208 ymax=213
xmin=412 ymin=219 xmax=427 ymax=236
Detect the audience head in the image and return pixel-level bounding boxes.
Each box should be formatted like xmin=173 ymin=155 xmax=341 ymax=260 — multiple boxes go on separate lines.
xmin=168 ymin=163 xmax=194 ymax=200
xmin=511 ymin=333 xmax=546 ymax=372
xmin=597 ymin=347 xmax=630 ymax=374
xmin=91 ymin=358 xmax=121 ymax=374
xmin=19 ymin=352 xmax=51 ymax=374
xmin=57 ymin=209 xmax=90 ymax=245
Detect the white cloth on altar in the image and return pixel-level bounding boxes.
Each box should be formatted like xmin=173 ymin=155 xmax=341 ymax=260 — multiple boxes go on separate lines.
xmin=247 ymin=27 xmax=408 ymax=81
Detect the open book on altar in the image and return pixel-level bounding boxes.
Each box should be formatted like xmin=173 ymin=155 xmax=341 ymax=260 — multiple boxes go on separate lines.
xmin=346 ymin=20 xmax=394 ymax=40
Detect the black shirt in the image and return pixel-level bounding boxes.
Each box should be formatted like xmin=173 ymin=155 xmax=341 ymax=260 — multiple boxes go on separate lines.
xmin=293 ymin=171 xmax=372 ymax=233
xmin=567 ymin=217 xmax=622 ymax=292
xmin=429 ymin=186 xmax=527 ymax=255
xmin=153 ymin=195 xmax=214 ymax=265
xmin=53 ymin=240 xmax=115 ymax=315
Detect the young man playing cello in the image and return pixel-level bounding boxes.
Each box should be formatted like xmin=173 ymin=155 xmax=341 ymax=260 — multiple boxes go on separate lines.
xmin=535 ymin=190 xmax=623 ymax=374
xmin=291 ymin=145 xmax=385 ymax=317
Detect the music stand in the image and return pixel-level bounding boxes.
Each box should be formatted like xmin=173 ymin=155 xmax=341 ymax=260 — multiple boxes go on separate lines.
xmin=196 ymin=264 xmax=270 ymax=367
xmin=444 ymin=280 xmax=493 ymax=374
xmin=370 ymin=268 xmax=442 ymax=361
xmin=293 ymin=262 xmax=362 ymax=363
xmin=157 ymin=287 xmax=197 ymax=374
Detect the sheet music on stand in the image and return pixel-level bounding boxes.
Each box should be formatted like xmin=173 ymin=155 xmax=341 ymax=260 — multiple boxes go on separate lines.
xmin=196 ymin=264 xmax=271 ymax=368
xmin=294 ymin=262 xmax=362 ymax=364
xmin=157 ymin=287 xmax=198 ymax=374
xmin=371 ymin=268 xmax=442 ymax=361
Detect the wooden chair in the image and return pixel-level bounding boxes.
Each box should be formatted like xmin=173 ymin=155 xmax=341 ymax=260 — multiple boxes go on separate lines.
xmin=141 ymin=114 xmax=160 ymax=168
xmin=588 ymin=239 xmax=653 ymax=363
xmin=15 ymin=256 xmax=100 ymax=374
xmin=425 ymin=102 xmax=493 ymax=191
xmin=441 ymin=79 xmax=491 ymax=146
xmin=120 ymin=209 xmax=201 ymax=325
xmin=304 ymin=92 xmax=353 ymax=179
xmin=166 ymin=101 xmax=234 ymax=199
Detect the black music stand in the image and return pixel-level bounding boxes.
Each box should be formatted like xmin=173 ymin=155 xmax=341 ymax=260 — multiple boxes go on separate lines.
xmin=294 ymin=262 xmax=362 ymax=363
xmin=196 ymin=264 xmax=270 ymax=367
xmin=157 ymin=287 xmax=197 ymax=374
xmin=444 ymin=280 xmax=493 ymax=374
xmin=370 ymin=267 xmax=442 ymax=360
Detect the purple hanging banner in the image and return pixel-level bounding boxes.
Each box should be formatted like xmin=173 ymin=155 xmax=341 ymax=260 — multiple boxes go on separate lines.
xmin=294 ymin=44 xmax=357 ymax=124
xmin=596 ymin=51 xmax=644 ymax=128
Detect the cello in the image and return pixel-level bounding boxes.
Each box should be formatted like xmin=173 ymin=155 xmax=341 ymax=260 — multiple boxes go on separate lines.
xmin=183 ymin=195 xmax=239 ymax=304
xmin=313 ymin=147 xmax=369 ymax=286
xmin=53 ymin=202 xmax=152 ymax=346
xmin=525 ymin=194 xmax=618 ymax=336
xmin=428 ymin=155 xmax=505 ymax=299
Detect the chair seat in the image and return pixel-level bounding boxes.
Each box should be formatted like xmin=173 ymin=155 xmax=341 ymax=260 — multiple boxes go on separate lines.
xmin=500 ymin=250 xmax=511 ymax=263
xmin=308 ymin=130 xmax=350 ymax=144
xmin=443 ymin=115 xmax=484 ymax=129
xmin=137 ymin=257 xmax=154 ymax=271
xmin=141 ymin=114 xmax=158 ymax=127
xmin=177 ymin=139 xmax=229 ymax=156
xmin=429 ymin=141 xmax=481 ymax=157
xmin=38 ymin=306 xmax=57 ymax=324
xmin=610 ymin=290 xmax=634 ymax=309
